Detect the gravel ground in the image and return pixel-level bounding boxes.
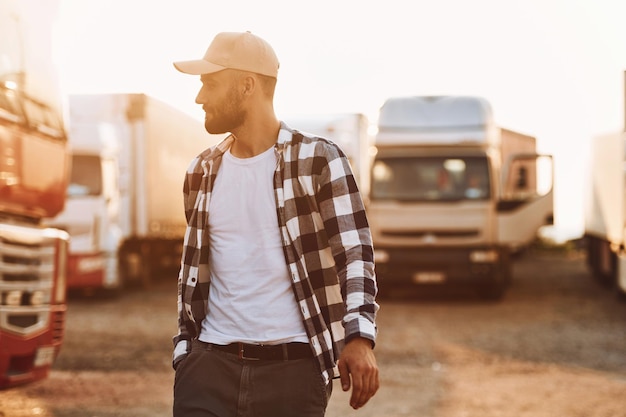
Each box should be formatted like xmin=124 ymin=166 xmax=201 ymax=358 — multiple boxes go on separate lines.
xmin=1 ymin=246 xmax=626 ymax=417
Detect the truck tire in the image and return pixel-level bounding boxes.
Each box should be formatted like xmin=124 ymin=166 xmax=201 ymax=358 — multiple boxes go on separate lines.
xmin=587 ymin=236 xmax=616 ymax=288
xmin=119 ymin=241 xmax=153 ymax=289
xmin=119 ymin=238 xmax=182 ymax=290
xmin=135 ymin=243 xmax=153 ymax=289
xmin=98 ymin=286 xmax=123 ymax=299
xmin=477 ymin=281 xmax=506 ymax=301
xmin=477 ymin=255 xmax=512 ymax=301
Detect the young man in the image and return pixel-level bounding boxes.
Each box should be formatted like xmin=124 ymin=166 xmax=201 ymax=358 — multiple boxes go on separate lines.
xmin=172 ymin=31 xmax=379 ymax=417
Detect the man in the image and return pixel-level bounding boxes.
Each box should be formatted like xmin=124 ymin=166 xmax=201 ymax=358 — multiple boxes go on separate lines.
xmin=172 ymin=31 xmax=379 ymax=417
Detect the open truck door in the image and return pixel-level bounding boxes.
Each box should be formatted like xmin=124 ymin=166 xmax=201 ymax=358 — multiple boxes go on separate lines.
xmin=497 ymin=153 xmax=554 ymax=251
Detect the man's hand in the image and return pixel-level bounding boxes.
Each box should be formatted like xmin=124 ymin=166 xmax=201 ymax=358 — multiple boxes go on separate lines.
xmin=337 ymin=337 xmax=379 ymax=409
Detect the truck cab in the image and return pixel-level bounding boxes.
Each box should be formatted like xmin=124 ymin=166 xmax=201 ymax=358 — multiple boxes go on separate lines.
xmin=369 ymin=96 xmax=553 ymax=299
xmin=0 ymin=0 xmax=70 ymax=388
xmin=49 ymin=121 xmax=123 ymax=294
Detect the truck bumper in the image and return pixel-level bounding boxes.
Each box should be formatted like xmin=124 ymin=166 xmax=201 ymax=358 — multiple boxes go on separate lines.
xmin=0 ymin=305 xmax=64 ymax=389
xmin=67 ymin=253 xmax=119 ymax=290
xmin=67 ymin=253 xmax=105 ymax=289
xmin=374 ymin=245 xmax=511 ymax=290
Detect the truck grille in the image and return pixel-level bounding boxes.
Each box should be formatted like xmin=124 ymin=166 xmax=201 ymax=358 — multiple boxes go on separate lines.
xmin=8 ymin=314 xmax=38 ymax=328
xmin=0 ymin=225 xmax=56 ymax=336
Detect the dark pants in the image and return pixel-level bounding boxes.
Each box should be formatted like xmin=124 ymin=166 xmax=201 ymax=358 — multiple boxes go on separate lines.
xmin=173 ymin=340 xmax=332 ymax=417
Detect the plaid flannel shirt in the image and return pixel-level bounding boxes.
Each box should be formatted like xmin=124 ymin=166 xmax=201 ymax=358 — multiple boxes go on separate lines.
xmin=173 ymin=122 xmax=378 ymax=383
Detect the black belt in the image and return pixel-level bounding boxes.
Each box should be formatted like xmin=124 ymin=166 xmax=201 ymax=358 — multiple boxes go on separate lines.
xmin=202 ymin=341 xmax=312 ymax=361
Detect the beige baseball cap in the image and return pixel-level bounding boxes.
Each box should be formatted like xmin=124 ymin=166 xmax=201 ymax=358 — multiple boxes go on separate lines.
xmin=173 ymin=31 xmax=279 ymax=78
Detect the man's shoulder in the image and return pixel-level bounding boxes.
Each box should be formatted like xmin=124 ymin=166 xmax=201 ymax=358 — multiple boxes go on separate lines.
xmin=283 ymin=127 xmax=343 ymax=159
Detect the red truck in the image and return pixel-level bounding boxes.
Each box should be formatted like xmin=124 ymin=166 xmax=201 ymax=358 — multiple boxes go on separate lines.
xmin=0 ymin=0 xmax=70 ymax=388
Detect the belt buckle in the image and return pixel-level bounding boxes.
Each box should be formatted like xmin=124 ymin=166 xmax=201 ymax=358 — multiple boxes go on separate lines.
xmin=238 ymin=342 xmax=260 ymax=361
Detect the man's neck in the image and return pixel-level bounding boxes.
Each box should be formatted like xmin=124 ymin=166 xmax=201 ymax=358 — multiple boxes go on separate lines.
xmin=230 ymin=118 xmax=281 ymax=158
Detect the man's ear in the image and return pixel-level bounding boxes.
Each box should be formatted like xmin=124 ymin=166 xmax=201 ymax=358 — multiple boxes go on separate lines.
xmin=242 ymin=74 xmax=256 ymax=95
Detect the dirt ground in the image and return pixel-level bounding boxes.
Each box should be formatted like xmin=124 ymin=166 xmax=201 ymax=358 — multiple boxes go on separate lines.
xmin=1 ymin=246 xmax=626 ymax=417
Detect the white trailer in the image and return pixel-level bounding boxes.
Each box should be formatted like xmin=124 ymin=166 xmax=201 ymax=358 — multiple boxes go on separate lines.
xmin=585 ymin=72 xmax=626 ymax=298
xmin=49 ymin=93 xmax=222 ymax=292
xmin=368 ymin=95 xmax=554 ymax=299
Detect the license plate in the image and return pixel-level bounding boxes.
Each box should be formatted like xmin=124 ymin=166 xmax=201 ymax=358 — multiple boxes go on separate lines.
xmin=77 ymin=256 xmax=105 ymax=273
xmin=413 ymin=271 xmax=446 ymax=284
xmin=34 ymin=346 xmax=56 ymax=367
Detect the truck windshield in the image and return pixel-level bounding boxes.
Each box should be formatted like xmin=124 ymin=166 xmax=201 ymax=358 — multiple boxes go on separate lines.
xmin=371 ymin=156 xmax=490 ymax=202
xmin=67 ymin=154 xmax=102 ymax=197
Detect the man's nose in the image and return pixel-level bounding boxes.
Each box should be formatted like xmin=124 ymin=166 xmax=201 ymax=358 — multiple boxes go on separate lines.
xmin=195 ymin=86 xmax=209 ymax=105
xmin=195 ymin=90 xmax=204 ymax=105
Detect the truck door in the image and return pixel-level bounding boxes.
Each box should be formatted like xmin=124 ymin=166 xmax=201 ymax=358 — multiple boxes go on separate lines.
xmin=497 ymin=154 xmax=554 ymax=250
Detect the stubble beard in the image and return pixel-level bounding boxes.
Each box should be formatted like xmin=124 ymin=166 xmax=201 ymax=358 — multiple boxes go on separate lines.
xmin=203 ymin=88 xmax=246 ymax=135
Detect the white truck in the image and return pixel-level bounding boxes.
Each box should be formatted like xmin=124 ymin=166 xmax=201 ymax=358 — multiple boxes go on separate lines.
xmin=49 ymin=93 xmax=221 ymax=293
xmin=368 ymin=95 xmax=554 ymax=299
xmin=283 ymin=113 xmax=371 ymax=192
xmin=584 ymin=129 xmax=626 ymax=297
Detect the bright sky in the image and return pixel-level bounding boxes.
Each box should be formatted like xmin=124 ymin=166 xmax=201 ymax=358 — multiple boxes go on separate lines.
xmin=57 ymin=0 xmax=626 ymax=238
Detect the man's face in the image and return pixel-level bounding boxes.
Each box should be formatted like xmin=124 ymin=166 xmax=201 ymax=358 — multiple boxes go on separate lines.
xmin=196 ymin=70 xmax=246 ymax=134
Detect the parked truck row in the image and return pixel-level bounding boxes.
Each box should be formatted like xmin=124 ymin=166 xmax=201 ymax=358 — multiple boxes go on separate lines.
xmin=57 ymin=89 xmax=626 ymax=304
xmin=52 ymin=95 xmax=554 ymax=302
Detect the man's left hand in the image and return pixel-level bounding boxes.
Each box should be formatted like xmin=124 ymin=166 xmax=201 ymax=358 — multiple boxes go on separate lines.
xmin=337 ymin=337 xmax=379 ymax=409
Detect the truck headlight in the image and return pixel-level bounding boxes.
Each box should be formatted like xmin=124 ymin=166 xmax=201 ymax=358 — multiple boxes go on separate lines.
xmin=469 ymin=250 xmax=499 ymax=263
xmin=30 ymin=290 xmax=46 ymax=306
xmin=374 ymin=249 xmax=390 ymax=263
xmin=4 ymin=290 xmax=22 ymax=306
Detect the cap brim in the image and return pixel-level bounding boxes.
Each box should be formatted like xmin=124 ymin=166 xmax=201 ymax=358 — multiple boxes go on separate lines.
xmin=173 ymin=59 xmax=226 ymax=75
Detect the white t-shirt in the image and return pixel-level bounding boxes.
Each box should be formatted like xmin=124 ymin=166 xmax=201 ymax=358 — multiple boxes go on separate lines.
xmin=199 ymin=146 xmax=308 ymax=345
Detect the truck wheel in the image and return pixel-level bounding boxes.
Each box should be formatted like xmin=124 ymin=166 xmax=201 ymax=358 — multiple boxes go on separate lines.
xmin=119 ymin=246 xmax=152 ymax=289
xmin=133 ymin=242 xmax=153 ymax=289
xmin=588 ymin=237 xmax=616 ymax=287
xmin=477 ymin=283 xmax=506 ymax=301
xmin=139 ymin=254 xmax=153 ymax=289
xmin=97 ymin=286 xmax=122 ymax=299
xmin=613 ymin=258 xmax=626 ymax=302
xmin=477 ymin=260 xmax=511 ymax=301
